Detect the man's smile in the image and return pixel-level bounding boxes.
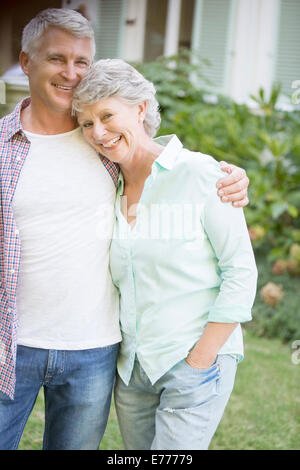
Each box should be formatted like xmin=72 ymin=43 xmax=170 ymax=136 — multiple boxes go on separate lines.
xmin=52 ymin=83 xmax=74 ymax=91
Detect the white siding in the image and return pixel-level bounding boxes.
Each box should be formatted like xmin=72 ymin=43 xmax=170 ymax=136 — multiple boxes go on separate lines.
xmin=274 ymin=0 xmax=300 ymax=97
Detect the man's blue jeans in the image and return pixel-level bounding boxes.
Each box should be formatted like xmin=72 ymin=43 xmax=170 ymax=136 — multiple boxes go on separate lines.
xmin=0 ymin=343 xmax=119 ymax=450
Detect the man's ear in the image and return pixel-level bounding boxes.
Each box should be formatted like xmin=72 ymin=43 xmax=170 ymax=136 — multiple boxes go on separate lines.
xmin=19 ymin=51 xmax=30 ymax=76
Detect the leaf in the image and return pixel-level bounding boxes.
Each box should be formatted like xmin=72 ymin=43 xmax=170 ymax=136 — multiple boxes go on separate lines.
xmin=287 ymin=204 xmax=299 ymax=218
xmin=267 ymin=247 xmax=286 ymax=262
xmin=287 ymin=191 xmax=300 ymax=206
xmin=271 ymin=202 xmax=288 ymax=219
xmin=291 ymin=230 xmax=300 ymax=242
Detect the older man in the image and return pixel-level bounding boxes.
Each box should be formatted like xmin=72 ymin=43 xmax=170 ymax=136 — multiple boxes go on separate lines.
xmin=0 ymin=8 xmax=249 ymax=450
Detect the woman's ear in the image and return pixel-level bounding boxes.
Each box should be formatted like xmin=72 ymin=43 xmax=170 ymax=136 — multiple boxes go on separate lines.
xmin=19 ymin=51 xmax=30 ymax=76
xmin=138 ymin=101 xmax=147 ymax=123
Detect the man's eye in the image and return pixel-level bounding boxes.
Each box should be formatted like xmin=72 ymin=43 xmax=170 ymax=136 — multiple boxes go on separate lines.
xmin=77 ymin=61 xmax=89 ymax=67
xmin=82 ymin=122 xmax=93 ymax=128
xmin=103 ymin=114 xmax=112 ymax=120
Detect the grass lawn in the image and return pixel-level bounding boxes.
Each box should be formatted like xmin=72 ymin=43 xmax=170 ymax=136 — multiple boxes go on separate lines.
xmin=18 ymin=330 xmax=300 ymax=450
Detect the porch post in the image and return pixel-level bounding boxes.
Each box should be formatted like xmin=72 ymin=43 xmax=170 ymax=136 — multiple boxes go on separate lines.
xmin=164 ymin=0 xmax=182 ymax=57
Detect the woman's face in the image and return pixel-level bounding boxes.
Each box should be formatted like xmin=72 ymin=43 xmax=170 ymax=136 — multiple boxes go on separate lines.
xmin=77 ymin=96 xmax=146 ymax=163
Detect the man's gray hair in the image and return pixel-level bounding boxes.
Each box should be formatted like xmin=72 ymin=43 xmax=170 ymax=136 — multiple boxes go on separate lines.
xmin=22 ymin=8 xmax=95 ymax=58
xmin=72 ymin=59 xmax=161 ymax=138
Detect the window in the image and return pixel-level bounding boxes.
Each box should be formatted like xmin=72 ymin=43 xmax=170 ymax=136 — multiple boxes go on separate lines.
xmin=192 ymin=0 xmax=236 ymax=92
xmin=143 ymin=0 xmax=168 ymax=62
xmin=274 ymin=0 xmax=300 ymax=98
xmin=93 ymin=0 xmax=127 ymax=60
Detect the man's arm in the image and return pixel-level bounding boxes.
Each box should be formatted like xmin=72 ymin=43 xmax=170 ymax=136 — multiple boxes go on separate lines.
xmin=217 ymin=162 xmax=249 ymax=208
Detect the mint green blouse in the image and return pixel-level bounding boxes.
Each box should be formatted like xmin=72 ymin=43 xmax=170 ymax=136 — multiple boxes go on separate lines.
xmin=110 ymin=135 xmax=258 ymax=385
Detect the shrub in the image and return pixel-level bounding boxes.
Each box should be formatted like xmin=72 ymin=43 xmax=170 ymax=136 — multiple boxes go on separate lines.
xmin=135 ymin=51 xmax=300 ymax=342
xmin=247 ymin=257 xmax=300 ymax=343
xmin=135 ymin=51 xmax=300 ymax=266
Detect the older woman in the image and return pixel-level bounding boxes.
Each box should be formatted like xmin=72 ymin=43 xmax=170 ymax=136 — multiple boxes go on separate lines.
xmin=72 ymin=59 xmax=257 ymax=450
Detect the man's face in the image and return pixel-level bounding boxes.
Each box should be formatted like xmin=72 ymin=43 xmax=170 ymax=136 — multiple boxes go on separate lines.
xmin=21 ymin=26 xmax=92 ymax=114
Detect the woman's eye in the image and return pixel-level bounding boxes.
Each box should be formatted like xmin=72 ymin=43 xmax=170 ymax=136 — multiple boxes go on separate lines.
xmin=82 ymin=122 xmax=93 ymax=128
xmin=103 ymin=114 xmax=112 ymax=120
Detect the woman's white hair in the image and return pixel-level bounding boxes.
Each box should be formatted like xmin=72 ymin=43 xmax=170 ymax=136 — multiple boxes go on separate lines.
xmin=72 ymin=59 xmax=161 ymax=138
xmin=21 ymin=8 xmax=95 ymax=58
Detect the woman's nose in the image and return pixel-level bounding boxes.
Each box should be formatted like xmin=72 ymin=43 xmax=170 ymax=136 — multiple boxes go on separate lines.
xmin=92 ymin=122 xmax=107 ymax=141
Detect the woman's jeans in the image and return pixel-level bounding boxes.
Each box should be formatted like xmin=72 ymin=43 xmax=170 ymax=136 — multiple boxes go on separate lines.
xmin=0 ymin=343 xmax=119 ymax=450
xmin=115 ymin=354 xmax=237 ymax=450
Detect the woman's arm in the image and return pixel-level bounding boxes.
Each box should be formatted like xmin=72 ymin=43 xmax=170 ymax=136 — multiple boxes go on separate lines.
xmin=187 ymin=175 xmax=257 ymax=369
xmin=186 ymin=322 xmax=238 ymax=369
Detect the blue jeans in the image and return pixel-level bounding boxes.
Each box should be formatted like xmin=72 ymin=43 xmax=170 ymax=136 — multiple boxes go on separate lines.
xmin=115 ymin=354 xmax=237 ymax=450
xmin=0 ymin=343 xmax=119 ymax=450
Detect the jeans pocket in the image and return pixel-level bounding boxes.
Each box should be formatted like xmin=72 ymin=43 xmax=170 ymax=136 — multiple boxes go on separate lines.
xmin=182 ymin=356 xmax=219 ymax=375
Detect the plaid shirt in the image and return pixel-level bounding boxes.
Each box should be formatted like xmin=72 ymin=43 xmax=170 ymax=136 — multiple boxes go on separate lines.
xmin=0 ymin=98 xmax=120 ymax=399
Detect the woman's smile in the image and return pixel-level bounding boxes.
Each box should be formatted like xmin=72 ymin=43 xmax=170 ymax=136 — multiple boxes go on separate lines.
xmin=77 ymin=96 xmax=146 ymax=163
xmin=99 ymin=135 xmax=122 ymax=149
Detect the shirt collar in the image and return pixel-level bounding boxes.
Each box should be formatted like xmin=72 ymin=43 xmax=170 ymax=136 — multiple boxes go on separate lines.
xmin=153 ymin=134 xmax=183 ymax=170
xmin=4 ymin=97 xmax=31 ymax=142
xmin=116 ymin=135 xmax=183 ymax=195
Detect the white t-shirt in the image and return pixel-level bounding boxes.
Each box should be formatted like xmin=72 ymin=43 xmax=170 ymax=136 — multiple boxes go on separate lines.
xmin=12 ymin=127 xmax=121 ymax=349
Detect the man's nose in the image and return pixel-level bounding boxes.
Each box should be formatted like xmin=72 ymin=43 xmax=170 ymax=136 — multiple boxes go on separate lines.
xmin=61 ymin=62 xmax=77 ymax=81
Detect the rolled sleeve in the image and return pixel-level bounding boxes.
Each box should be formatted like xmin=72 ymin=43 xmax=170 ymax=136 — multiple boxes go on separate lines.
xmin=202 ymin=187 xmax=258 ymax=324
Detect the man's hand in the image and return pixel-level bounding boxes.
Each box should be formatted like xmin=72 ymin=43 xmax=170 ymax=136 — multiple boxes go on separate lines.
xmin=217 ymin=161 xmax=249 ymax=207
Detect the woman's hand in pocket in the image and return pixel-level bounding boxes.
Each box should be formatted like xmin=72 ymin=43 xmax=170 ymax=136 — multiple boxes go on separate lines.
xmin=185 ymin=350 xmax=217 ymax=370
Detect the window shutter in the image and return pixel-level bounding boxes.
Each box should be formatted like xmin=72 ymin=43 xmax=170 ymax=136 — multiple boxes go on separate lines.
xmin=93 ymin=0 xmax=127 ymax=60
xmin=192 ymin=0 xmax=236 ymax=92
xmin=274 ymin=0 xmax=300 ymax=96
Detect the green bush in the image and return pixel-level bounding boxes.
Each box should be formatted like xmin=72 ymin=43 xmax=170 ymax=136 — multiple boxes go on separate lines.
xmin=135 ymin=50 xmax=300 ymax=267
xmin=135 ymin=51 xmax=300 ymax=343
xmin=247 ymin=256 xmax=300 ymax=343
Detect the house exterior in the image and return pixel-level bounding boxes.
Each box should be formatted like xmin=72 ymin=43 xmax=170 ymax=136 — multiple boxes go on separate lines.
xmin=0 ymin=0 xmax=299 ymax=116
